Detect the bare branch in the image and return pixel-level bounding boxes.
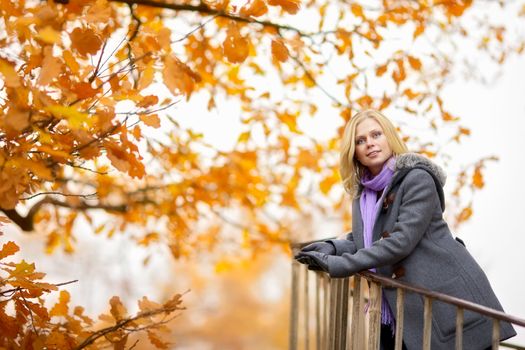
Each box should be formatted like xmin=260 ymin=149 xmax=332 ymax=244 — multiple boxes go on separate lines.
xmin=19 ymin=192 xmax=98 ymax=201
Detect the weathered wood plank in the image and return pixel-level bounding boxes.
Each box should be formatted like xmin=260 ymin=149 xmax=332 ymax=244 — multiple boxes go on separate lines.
xmin=368 ymin=281 xmax=382 ymax=350
xmin=456 ymin=307 xmax=464 ymax=350
xmin=395 ymin=288 xmax=405 ymax=350
xmin=423 ymin=296 xmax=433 ymax=350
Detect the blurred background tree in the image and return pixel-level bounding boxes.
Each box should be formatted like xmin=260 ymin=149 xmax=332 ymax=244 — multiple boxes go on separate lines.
xmin=1 ymin=0 xmax=524 ymax=348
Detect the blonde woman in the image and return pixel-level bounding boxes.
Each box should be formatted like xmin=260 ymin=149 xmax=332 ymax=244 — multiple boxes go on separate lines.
xmin=295 ymin=110 xmax=516 ymax=350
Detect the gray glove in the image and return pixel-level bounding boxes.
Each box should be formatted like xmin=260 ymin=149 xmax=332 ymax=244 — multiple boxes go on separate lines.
xmin=300 ymin=241 xmax=336 ymax=255
xmin=294 ymin=251 xmax=329 ymax=272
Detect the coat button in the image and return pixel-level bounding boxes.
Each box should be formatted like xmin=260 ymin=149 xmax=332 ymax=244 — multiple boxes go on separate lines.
xmin=392 ymin=266 xmax=405 ymax=279
xmin=381 ymin=231 xmax=391 ymax=239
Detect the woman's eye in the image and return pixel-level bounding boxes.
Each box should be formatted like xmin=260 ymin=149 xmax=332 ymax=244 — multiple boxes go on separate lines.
xmin=373 ymin=132 xmax=382 ymax=138
xmin=356 ymin=139 xmax=365 ymax=145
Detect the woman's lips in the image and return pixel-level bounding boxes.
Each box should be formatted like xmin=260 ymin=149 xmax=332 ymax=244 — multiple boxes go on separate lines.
xmin=367 ymin=150 xmax=380 ymax=157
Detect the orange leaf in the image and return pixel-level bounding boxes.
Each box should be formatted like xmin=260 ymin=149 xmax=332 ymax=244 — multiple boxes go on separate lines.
xmin=271 ymin=39 xmax=289 ymax=62
xmin=147 ymin=331 xmax=169 ymax=349
xmin=70 ymin=27 xmax=103 ymax=56
xmin=50 ymin=290 xmax=70 ymax=317
xmin=240 ymin=0 xmax=268 ymax=17
xmin=137 ymin=95 xmax=159 ymax=108
xmin=110 ymin=296 xmax=128 ymax=321
xmin=351 ymin=4 xmax=364 ymax=18
xmin=0 ymin=58 xmax=21 ymax=87
xmin=413 ymin=24 xmax=425 ymax=39
xmin=472 ymin=167 xmax=484 ymax=189
xmin=407 ymin=56 xmax=422 ymax=70
xmin=138 ymin=296 xmax=161 ymax=312
xmin=223 ymin=22 xmax=250 ymax=63
xmin=38 ymin=47 xmax=62 ymax=86
xmin=0 ymin=241 xmax=19 ymax=260
xmin=267 ymin=0 xmax=300 ymax=14
xmin=71 ymin=82 xmax=100 ymax=99
xmin=140 ymin=114 xmax=160 ymax=128
xmin=163 ymin=55 xmax=199 ymax=97
xmin=457 ymin=206 xmax=473 ymax=223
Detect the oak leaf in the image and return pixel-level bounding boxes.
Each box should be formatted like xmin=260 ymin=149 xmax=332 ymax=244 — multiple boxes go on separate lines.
xmin=223 ymin=22 xmax=250 ymax=63
xmin=271 ymin=39 xmax=289 ymax=62
xmin=0 ymin=241 xmax=19 ymax=260
xmin=240 ymin=0 xmax=268 ymax=17
xmin=38 ymin=47 xmax=62 ymax=86
xmin=49 ymin=290 xmax=70 ymax=317
xmin=268 ymin=0 xmax=300 ymax=14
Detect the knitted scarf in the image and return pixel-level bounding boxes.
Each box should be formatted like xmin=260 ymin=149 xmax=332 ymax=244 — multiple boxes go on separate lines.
xmin=359 ymin=156 xmax=396 ymax=328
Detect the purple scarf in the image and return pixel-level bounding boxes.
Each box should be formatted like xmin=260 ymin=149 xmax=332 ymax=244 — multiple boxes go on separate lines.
xmin=360 ymin=157 xmax=396 ymax=328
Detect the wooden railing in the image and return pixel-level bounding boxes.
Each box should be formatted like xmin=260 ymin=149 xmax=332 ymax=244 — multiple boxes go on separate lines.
xmin=290 ymin=242 xmax=525 ymax=350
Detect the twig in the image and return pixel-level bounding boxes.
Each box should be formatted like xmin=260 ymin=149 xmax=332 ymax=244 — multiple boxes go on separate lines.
xmin=19 ymin=192 xmax=98 ymax=201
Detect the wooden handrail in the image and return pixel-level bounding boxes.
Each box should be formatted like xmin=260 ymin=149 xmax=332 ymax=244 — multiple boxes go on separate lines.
xmin=290 ymin=241 xmax=525 ymax=350
xmin=358 ymin=271 xmax=525 ymax=328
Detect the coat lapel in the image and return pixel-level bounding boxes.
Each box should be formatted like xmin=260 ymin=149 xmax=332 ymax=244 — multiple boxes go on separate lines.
xmin=352 ymin=198 xmax=365 ymax=249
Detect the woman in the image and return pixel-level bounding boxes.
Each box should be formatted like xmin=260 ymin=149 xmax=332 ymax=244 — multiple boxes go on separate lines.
xmin=295 ymin=110 xmax=516 ymax=350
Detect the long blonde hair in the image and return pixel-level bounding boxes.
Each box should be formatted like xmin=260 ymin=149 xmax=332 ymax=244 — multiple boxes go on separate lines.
xmin=340 ymin=110 xmax=408 ymax=197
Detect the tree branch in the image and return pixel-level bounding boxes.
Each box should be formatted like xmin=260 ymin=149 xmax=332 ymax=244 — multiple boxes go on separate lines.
xmin=109 ymin=0 xmax=314 ymax=37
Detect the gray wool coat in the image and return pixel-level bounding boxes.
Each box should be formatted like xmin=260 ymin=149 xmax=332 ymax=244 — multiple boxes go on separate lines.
xmin=325 ymin=153 xmax=516 ymax=350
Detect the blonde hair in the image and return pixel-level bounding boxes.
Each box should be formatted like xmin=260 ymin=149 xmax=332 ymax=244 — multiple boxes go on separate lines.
xmin=340 ymin=109 xmax=408 ymax=197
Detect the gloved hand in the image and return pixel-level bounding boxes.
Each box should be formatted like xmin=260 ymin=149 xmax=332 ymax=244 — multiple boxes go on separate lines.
xmin=294 ymin=251 xmax=329 ymax=272
xmin=300 ymin=241 xmax=336 ymax=255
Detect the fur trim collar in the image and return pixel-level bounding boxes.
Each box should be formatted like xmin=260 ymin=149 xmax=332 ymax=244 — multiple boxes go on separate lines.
xmin=395 ymin=153 xmax=447 ymax=187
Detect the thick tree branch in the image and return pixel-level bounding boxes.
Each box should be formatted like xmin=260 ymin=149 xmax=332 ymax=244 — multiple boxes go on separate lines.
xmin=109 ymin=0 xmax=314 ymax=37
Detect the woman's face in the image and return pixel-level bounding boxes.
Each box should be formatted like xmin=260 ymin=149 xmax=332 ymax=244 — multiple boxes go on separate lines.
xmin=354 ymin=117 xmax=393 ymax=176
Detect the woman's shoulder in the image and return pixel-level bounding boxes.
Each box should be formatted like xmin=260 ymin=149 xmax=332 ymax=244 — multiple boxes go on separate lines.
xmin=395 ymin=153 xmax=446 ymax=187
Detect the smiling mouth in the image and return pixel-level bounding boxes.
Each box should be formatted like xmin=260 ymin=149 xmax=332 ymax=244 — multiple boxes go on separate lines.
xmin=367 ymin=150 xmax=380 ymax=157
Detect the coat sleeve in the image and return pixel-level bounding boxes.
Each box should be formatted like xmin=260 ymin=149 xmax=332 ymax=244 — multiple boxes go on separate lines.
xmin=326 ymin=232 xmax=356 ymax=256
xmin=327 ymin=169 xmax=438 ymax=278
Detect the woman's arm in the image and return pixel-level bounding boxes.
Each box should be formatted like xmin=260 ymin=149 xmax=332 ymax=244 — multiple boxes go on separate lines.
xmin=326 ymin=169 xmax=438 ymax=277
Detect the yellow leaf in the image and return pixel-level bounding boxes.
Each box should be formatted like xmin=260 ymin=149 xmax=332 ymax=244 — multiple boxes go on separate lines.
xmin=223 ymin=22 xmax=250 ymax=63
xmin=50 ymin=290 xmax=70 ymax=317
xmin=237 ymin=131 xmax=251 ymax=143
xmin=63 ymin=50 xmax=80 ymax=74
xmin=0 ymin=241 xmax=19 ymax=260
xmin=271 ymin=39 xmax=289 ymax=62
xmin=45 ymin=105 xmax=90 ymax=129
xmin=37 ymin=26 xmax=61 ymax=44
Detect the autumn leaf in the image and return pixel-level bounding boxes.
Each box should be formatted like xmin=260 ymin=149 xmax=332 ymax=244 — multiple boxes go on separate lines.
xmin=472 ymin=166 xmax=484 ymax=189
xmin=163 ymin=55 xmax=199 ymax=97
xmin=70 ymin=27 xmax=103 ymax=56
xmin=0 ymin=241 xmax=19 ymax=260
xmin=457 ymin=206 xmax=473 ymax=223
xmin=351 ymin=3 xmax=365 ymax=19
xmin=271 ymin=39 xmax=289 ymax=62
xmin=0 ymin=58 xmax=21 ymax=87
xmin=49 ymin=290 xmax=70 ymax=317
xmin=223 ymin=22 xmax=250 ymax=63
xmin=268 ymin=0 xmax=300 ymax=14
xmin=140 ymin=114 xmax=161 ymax=128
xmin=110 ymin=296 xmax=128 ymax=321
xmin=240 ymin=0 xmax=268 ymax=17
